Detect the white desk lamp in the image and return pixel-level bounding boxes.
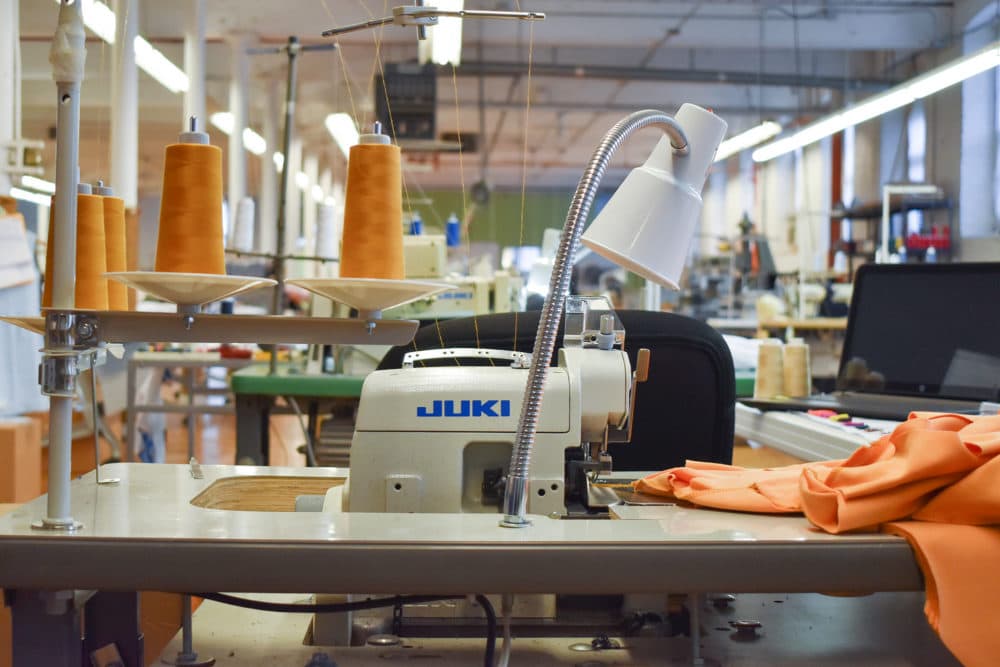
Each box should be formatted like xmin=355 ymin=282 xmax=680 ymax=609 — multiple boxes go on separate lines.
xmin=501 ymin=103 xmax=727 ymax=527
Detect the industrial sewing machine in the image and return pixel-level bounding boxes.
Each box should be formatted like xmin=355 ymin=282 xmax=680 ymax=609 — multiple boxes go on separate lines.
xmin=316 ymin=298 xmax=649 ymax=642
xmin=344 ymin=297 xmax=647 ymax=517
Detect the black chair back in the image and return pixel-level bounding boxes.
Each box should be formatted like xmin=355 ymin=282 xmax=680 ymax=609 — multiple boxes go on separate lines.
xmin=378 ymin=310 xmax=735 ymax=470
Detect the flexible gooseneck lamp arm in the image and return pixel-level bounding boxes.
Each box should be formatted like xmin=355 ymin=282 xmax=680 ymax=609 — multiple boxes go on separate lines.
xmin=500 ymin=110 xmax=691 ymax=528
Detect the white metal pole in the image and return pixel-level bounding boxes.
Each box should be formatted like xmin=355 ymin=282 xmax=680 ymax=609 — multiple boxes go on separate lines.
xmin=227 ymin=33 xmax=250 ymax=215
xmin=0 ymin=0 xmax=18 ymax=195
xmin=111 ymin=0 xmax=139 ymax=209
xmin=183 ymin=0 xmax=206 ymax=129
xmin=44 ymin=0 xmax=86 ymax=529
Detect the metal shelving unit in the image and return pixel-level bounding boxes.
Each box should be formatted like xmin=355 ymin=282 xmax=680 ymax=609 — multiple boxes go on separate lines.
xmin=831 ymin=184 xmax=953 ymax=269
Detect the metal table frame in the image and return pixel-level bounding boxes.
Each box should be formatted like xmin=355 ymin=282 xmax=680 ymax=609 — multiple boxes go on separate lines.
xmin=0 ymin=463 xmax=922 ymax=665
xmin=230 ymin=366 xmax=365 ymax=465
xmin=125 ymin=351 xmax=254 ymax=460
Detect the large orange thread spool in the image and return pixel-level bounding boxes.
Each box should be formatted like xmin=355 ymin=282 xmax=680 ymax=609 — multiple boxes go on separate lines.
xmin=74 ymin=185 xmax=109 ymax=310
xmin=41 ymin=186 xmax=109 ymax=310
xmin=339 ymin=124 xmax=404 ymax=279
xmin=0 ymin=195 xmax=17 ymax=215
xmin=96 ymin=182 xmax=129 ymax=310
xmin=154 ymin=122 xmax=225 ymax=274
xmin=41 ymin=198 xmax=55 ymax=309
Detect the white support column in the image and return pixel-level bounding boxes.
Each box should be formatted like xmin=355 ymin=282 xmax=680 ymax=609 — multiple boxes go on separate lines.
xmin=700 ymin=169 xmax=726 ymax=257
xmin=111 ymin=0 xmax=139 ymax=208
xmin=285 ymin=137 xmax=302 ymax=255
xmin=852 ymin=120 xmax=881 ymax=203
xmin=319 ymin=168 xmax=332 ymax=201
xmin=0 ymin=0 xmax=18 ymax=195
xmin=227 ymin=33 xmax=250 ymax=215
xmin=183 ymin=0 xmax=206 ymax=128
xmin=284 ymin=138 xmax=303 ymax=277
xmin=257 ymin=78 xmax=280 ymax=254
xmin=303 ymin=153 xmax=319 ymax=260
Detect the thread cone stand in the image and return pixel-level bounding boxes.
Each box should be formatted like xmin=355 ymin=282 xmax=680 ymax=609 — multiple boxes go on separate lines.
xmin=287 ymin=277 xmax=453 ymax=318
xmin=106 ymin=272 xmax=276 ymax=310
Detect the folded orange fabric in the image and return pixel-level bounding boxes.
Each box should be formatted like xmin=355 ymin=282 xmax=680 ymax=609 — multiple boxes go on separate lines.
xmin=635 ymin=412 xmax=1000 ymax=667
xmin=634 ymin=459 xmax=841 ymax=513
xmin=800 ymin=413 xmax=1000 ymax=533
xmin=916 ymin=453 xmax=1000 ymax=524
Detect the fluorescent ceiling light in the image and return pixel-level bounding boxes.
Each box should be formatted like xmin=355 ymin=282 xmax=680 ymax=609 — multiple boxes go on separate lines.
xmin=133 ymin=36 xmax=188 ymax=93
xmin=325 ymin=113 xmax=360 ymax=159
xmin=295 ymin=171 xmax=309 ymax=191
xmin=311 ymin=185 xmax=325 ymax=203
xmin=241 ymin=129 xmax=267 ymax=156
xmin=209 ymin=112 xmax=267 ymax=156
xmin=10 ymin=187 xmax=52 ymax=207
xmin=839 ymin=89 xmax=913 ymax=127
xmin=754 ymin=40 xmax=1000 ymax=163
xmin=909 ymin=47 xmax=1000 ymax=98
xmin=418 ymin=0 xmax=464 ymax=66
xmin=53 ymin=0 xmax=189 ymax=94
xmin=714 ymin=121 xmax=782 ymax=162
xmin=210 ymin=112 xmax=235 ymax=134
xmin=78 ymin=0 xmax=117 ymax=44
xmin=20 ymin=175 xmax=56 ymax=194
xmin=273 ymin=152 xmax=285 ymax=172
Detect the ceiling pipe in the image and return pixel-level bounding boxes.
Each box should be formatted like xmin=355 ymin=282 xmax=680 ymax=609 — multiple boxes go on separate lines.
xmin=446 ymin=61 xmax=895 ymax=90
xmin=447 ymin=100 xmax=828 ymax=115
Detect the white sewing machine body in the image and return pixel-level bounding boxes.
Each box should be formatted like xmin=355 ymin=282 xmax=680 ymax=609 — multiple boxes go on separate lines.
xmin=347 ymin=345 xmax=632 ymax=515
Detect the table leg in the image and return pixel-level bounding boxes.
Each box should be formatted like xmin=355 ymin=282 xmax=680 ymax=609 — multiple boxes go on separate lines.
xmin=83 ymin=591 xmax=144 ymax=667
xmin=235 ymin=394 xmax=272 ymax=465
xmin=126 ymin=357 xmax=136 ymax=461
xmin=306 ymin=399 xmax=320 ymax=466
xmin=186 ymin=368 xmax=196 ymax=460
xmin=7 ymin=589 xmax=83 ymax=667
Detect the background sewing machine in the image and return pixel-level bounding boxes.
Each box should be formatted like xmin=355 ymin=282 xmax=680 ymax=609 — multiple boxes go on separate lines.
xmin=388 ymin=234 xmax=525 ymax=318
xmin=344 ymin=297 xmax=647 ymax=517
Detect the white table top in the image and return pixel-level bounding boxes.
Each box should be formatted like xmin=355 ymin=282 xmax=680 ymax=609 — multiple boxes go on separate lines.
xmin=0 ymin=463 xmax=922 ymax=595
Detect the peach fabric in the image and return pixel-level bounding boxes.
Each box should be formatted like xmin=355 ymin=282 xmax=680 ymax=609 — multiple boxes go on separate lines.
xmin=636 ymin=412 xmax=1000 ymax=667
xmin=633 ymin=459 xmax=840 ymax=513
xmin=800 ymin=413 xmax=1000 ymax=533
xmin=884 ymin=522 xmax=1000 ymax=667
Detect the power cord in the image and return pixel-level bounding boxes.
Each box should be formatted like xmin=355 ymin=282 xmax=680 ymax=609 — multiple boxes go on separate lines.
xmin=192 ymin=592 xmax=497 ymax=667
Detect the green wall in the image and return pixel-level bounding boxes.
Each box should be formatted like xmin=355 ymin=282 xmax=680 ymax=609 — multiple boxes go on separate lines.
xmin=405 ymin=189 xmax=574 ymax=248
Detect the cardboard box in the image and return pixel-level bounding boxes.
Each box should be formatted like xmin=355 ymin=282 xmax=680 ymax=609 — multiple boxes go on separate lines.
xmin=0 ymin=418 xmax=41 ymax=503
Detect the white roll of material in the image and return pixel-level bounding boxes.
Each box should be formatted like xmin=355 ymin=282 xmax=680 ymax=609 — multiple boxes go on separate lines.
xmin=783 ymin=337 xmax=812 ymax=398
xmin=754 ymin=338 xmax=784 ymax=399
xmin=316 ymin=203 xmax=339 ymax=261
xmin=231 ymin=196 xmax=255 ymax=253
xmin=316 ymin=202 xmax=342 ymax=278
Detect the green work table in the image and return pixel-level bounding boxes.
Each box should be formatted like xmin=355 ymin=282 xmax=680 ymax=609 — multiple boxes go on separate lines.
xmin=735 ymin=369 xmax=755 ymax=398
xmin=231 ymin=364 xmax=366 ymax=465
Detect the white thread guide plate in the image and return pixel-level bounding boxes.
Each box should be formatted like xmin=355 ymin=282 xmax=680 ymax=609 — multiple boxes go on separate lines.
xmin=105 ymin=271 xmax=276 ymax=307
xmin=287 ymin=277 xmax=453 ymax=314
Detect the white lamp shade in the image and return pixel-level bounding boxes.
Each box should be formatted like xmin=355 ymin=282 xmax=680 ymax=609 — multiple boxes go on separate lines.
xmin=582 ymin=103 xmax=727 ymax=289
